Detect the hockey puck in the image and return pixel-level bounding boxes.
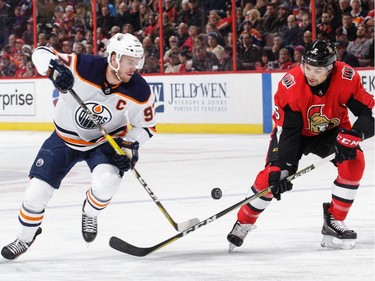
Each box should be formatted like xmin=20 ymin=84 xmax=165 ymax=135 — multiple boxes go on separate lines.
xmin=211 ymin=188 xmax=222 ymax=200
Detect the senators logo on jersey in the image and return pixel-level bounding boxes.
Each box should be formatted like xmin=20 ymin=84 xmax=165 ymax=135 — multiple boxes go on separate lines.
xmin=75 ymin=103 xmax=112 ymax=129
xmin=307 ymin=105 xmax=340 ymax=133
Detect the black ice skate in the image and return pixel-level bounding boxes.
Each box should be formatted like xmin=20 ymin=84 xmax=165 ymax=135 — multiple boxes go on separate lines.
xmin=1 ymin=227 xmax=42 ymax=260
xmin=82 ymin=201 xmax=98 ymax=243
xmin=321 ymin=202 xmax=357 ymax=249
xmin=227 ymin=221 xmax=256 ymax=253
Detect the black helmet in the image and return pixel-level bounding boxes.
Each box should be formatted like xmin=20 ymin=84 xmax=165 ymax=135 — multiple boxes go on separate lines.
xmin=303 ymin=40 xmax=337 ymax=67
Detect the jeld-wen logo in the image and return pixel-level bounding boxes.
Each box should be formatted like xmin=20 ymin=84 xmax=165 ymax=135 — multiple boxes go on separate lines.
xmin=149 ymin=83 xmax=164 ymax=113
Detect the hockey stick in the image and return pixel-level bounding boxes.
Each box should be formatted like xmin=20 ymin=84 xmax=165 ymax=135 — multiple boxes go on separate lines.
xmin=68 ymin=88 xmax=199 ymax=231
xmin=109 ymin=153 xmax=336 ymax=257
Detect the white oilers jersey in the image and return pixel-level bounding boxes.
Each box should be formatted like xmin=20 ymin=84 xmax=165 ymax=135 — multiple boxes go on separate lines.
xmin=32 ymin=47 xmax=156 ymax=151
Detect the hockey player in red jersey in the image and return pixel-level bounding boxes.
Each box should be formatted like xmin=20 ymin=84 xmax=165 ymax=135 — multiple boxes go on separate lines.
xmin=227 ymin=40 xmax=374 ymax=252
xmin=1 ymin=33 xmax=156 ymax=260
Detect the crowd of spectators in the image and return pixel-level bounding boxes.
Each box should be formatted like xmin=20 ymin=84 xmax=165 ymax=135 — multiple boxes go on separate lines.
xmin=0 ymin=0 xmax=374 ymax=77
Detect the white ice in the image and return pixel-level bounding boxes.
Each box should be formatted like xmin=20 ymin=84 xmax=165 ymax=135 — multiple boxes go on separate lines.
xmin=0 ymin=131 xmax=374 ymax=281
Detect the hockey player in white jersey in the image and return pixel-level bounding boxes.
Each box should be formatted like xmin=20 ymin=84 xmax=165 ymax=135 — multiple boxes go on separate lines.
xmin=1 ymin=33 xmax=156 ymax=260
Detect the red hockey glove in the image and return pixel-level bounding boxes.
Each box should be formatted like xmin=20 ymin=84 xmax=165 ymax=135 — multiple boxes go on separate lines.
xmin=334 ymin=129 xmax=362 ymax=164
xmin=268 ymin=166 xmax=293 ymax=201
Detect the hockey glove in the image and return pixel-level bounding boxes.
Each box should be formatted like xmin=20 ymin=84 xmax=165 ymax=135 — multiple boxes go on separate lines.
xmin=334 ymin=128 xmax=362 ymax=164
xmin=101 ymin=138 xmax=139 ymax=173
xmin=48 ymin=59 xmax=74 ymax=93
xmin=268 ymin=166 xmax=293 ymax=201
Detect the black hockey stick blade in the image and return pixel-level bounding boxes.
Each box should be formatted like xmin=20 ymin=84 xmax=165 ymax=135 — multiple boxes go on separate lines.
xmin=109 ymin=154 xmax=335 ymax=257
xmin=109 ymin=188 xmax=271 ymax=257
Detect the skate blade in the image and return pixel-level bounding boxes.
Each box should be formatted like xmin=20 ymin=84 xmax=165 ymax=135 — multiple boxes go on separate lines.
xmin=321 ymin=235 xmax=356 ymax=250
xmin=228 ymin=243 xmax=236 ymax=253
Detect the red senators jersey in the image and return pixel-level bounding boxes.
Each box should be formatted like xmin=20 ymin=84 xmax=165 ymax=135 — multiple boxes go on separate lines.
xmin=273 ymin=62 xmax=374 ymax=137
xmin=271 ymin=61 xmax=374 ymax=166
xmin=32 ymin=47 xmax=157 ymax=151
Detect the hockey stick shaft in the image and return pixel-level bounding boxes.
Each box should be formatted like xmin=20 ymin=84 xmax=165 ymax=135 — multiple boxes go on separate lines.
xmin=68 ymin=89 xmax=198 ymax=231
xmin=109 ymin=153 xmax=336 ymax=257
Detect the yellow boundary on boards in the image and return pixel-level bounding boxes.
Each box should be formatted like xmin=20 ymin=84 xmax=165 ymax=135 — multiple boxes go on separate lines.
xmin=0 ymin=123 xmax=263 ymax=134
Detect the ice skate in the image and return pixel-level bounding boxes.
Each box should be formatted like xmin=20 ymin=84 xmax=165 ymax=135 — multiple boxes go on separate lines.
xmin=1 ymin=227 xmax=42 ymax=261
xmin=227 ymin=221 xmax=256 ymax=253
xmin=320 ymin=202 xmax=356 ymax=250
xmin=82 ymin=201 xmax=98 ymax=243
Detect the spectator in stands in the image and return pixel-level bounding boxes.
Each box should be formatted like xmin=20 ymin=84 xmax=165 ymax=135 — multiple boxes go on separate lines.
xmin=110 ymin=26 xmax=121 ymax=38
xmin=207 ymin=32 xmax=225 ymax=61
xmin=299 ymin=10 xmax=312 ymax=32
xmin=177 ymin=48 xmax=192 ymax=73
xmin=323 ymin=1 xmax=342 ymax=34
xmin=11 ymin=6 xmax=27 ymax=38
xmin=290 ymin=45 xmax=305 ymax=68
xmin=339 ymin=0 xmax=352 ymax=14
xmin=142 ymin=36 xmax=159 ymax=59
xmin=73 ymin=42 xmax=86 ymax=54
xmin=191 ymin=46 xmax=219 ymax=71
xmin=256 ymin=48 xmax=275 ymax=70
xmin=317 ymin=12 xmax=334 ymax=41
xmin=164 ymin=50 xmax=181 ymax=73
xmin=275 ymin=1 xmax=291 ymax=33
xmin=97 ymin=5 xmax=116 ymax=36
xmin=129 ymin=0 xmax=141 ymax=31
xmin=0 ymin=0 xmax=14 ymax=49
xmin=0 ymin=53 xmax=17 ymax=77
xmin=263 ymin=2 xmax=279 ymax=32
xmin=63 ymin=5 xmax=76 ymax=22
xmin=156 ymin=12 xmax=176 ymax=48
xmin=51 ymin=5 xmax=65 ymax=28
xmin=164 ymin=36 xmax=179 ymax=63
xmin=164 ymin=0 xmax=178 ymax=23
xmin=177 ymin=0 xmax=191 ymax=26
xmin=47 ymin=33 xmax=60 ymax=49
xmin=99 ymin=0 xmax=117 ymax=17
xmin=193 ymin=33 xmax=207 ymax=52
xmin=256 ymin=0 xmax=268 ymax=17
xmin=15 ymin=51 xmax=33 ymax=77
xmin=342 ymin=12 xmax=358 ymax=40
xmin=37 ymin=32 xmax=47 ymax=47
xmin=247 ymin=8 xmax=264 ymax=32
xmin=84 ymin=41 xmax=94 ymax=54
xmin=271 ymin=33 xmax=283 ymax=59
xmin=335 ymin=39 xmax=360 ymax=66
xmin=335 ymin=26 xmax=348 ymax=41
xmin=61 ymin=40 xmax=72 ymax=54
xmin=346 ymin=24 xmax=372 ymax=58
xmin=122 ymin=23 xmax=135 ymax=35
xmin=350 ymin=0 xmax=368 ymax=26
xmin=205 ymin=22 xmax=225 ymax=46
xmin=277 ymin=47 xmax=293 ymax=69
xmin=187 ymin=0 xmax=204 ymax=29
xmin=302 ymin=30 xmax=313 ymax=48
xmin=141 ymin=55 xmax=160 ymax=73
xmin=139 ymin=2 xmax=151 ymax=29
xmin=176 ymin=22 xmax=189 ymax=47
xmin=115 ymin=2 xmax=131 ymax=29
xmin=22 ymin=18 xmax=34 ymax=45
xmin=217 ymin=5 xmax=233 ymax=38
xmin=219 ymin=46 xmax=243 ymax=71
xmin=282 ymin=15 xmax=304 ymax=46
xmin=237 ymin=32 xmax=262 ymax=70
xmin=74 ymin=3 xmax=91 ymax=32
xmin=144 ymin=12 xmax=158 ymax=39
xmin=180 ymin=25 xmax=200 ymax=52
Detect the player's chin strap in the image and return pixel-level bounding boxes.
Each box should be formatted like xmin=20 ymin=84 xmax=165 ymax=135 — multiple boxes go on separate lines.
xmin=67 ymin=88 xmax=199 ymax=232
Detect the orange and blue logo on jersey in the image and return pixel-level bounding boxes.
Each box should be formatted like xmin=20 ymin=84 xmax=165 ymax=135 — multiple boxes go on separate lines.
xmin=75 ymin=102 xmax=112 ymax=129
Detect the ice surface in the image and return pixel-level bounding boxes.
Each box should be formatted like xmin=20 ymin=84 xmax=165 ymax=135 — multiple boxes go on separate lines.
xmin=0 ymin=131 xmax=374 ymax=281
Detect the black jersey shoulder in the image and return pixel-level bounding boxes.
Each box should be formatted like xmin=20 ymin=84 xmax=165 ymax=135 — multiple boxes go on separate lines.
xmin=116 ymin=72 xmax=151 ymax=103
xmin=75 ymin=54 xmax=107 ymax=86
